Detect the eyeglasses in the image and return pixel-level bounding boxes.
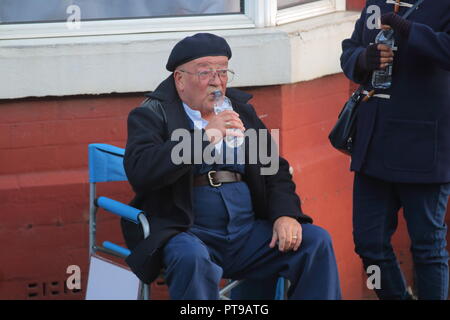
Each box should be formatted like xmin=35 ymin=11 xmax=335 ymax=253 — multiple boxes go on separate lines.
xmin=178 ymin=68 xmax=235 ymax=83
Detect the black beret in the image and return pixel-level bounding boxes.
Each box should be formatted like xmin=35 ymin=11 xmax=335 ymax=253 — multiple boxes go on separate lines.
xmin=166 ymin=33 xmax=232 ymax=72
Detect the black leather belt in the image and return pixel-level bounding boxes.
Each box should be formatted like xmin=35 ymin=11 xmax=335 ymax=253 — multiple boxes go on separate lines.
xmin=194 ymin=170 xmax=242 ymax=187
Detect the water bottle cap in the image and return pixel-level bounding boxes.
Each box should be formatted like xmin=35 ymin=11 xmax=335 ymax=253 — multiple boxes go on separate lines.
xmin=212 ymin=90 xmax=222 ymax=99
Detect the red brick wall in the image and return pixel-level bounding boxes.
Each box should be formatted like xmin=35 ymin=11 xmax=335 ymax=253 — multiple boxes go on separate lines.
xmin=347 ymin=0 xmax=366 ymax=11
xmin=1 ymin=73 xmax=448 ymax=300
xmin=0 ymin=95 xmax=140 ymax=299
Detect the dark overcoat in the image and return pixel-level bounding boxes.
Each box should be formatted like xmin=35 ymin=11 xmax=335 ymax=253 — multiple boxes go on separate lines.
xmin=341 ymin=0 xmax=450 ymax=183
xmin=122 ymin=75 xmax=312 ymax=283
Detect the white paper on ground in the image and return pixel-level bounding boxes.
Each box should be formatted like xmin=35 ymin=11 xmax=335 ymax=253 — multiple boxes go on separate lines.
xmin=85 ymin=254 xmax=140 ymax=300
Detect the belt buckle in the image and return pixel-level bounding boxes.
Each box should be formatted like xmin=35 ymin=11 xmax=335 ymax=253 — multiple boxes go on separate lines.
xmin=207 ymin=170 xmax=222 ymax=187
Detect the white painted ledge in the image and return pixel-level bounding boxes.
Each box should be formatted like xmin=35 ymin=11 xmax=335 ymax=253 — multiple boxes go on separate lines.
xmin=0 ymin=11 xmax=359 ymax=99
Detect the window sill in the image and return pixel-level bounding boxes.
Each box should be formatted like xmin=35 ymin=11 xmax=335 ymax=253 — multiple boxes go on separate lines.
xmin=0 ymin=11 xmax=359 ymax=99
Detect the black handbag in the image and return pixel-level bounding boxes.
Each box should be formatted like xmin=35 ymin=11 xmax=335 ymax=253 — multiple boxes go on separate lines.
xmin=328 ymin=85 xmax=364 ymax=155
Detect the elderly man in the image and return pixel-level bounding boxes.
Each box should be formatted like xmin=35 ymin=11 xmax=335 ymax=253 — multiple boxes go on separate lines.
xmin=122 ymin=33 xmax=341 ymax=300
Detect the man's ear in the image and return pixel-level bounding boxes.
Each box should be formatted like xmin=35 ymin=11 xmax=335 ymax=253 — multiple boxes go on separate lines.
xmin=174 ymin=70 xmax=185 ymax=92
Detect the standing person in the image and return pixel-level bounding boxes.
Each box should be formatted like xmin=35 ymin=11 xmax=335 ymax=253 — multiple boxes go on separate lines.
xmin=341 ymin=0 xmax=450 ymax=299
xmin=122 ymin=32 xmax=341 ymax=299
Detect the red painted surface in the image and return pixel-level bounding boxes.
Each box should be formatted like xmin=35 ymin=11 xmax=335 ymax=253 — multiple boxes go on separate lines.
xmin=276 ymin=74 xmax=364 ymax=299
xmin=346 ymin=0 xmax=366 ymax=11
xmin=0 ymin=73 xmax=448 ymax=300
xmin=0 ymin=94 xmax=142 ymax=299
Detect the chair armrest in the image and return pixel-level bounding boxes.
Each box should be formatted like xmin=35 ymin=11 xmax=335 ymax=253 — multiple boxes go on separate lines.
xmin=95 ymin=196 xmax=142 ymax=223
xmin=95 ymin=196 xmax=150 ymax=238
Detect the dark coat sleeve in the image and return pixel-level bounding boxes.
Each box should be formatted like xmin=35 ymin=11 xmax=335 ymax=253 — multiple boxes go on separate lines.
xmin=124 ymin=103 xmax=208 ymax=193
xmin=408 ymin=21 xmax=450 ymax=71
xmin=340 ymin=9 xmax=370 ymax=84
xmin=124 ymin=106 xmax=188 ymax=193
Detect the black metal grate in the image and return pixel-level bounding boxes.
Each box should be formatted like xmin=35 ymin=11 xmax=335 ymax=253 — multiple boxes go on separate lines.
xmin=27 ymin=280 xmax=82 ymax=299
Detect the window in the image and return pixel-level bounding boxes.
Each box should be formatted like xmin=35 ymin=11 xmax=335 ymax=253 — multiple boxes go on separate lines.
xmin=0 ymin=0 xmax=242 ymax=24
xmin=0 ymin=0 xmax=250 ymax=39
xmin=278 ymin=0 xmax=321 ymax=10
xmin=0 ymin=0 xmax=345 ymax=39
xmin=275 ymin=0 xmax=345 ymax=25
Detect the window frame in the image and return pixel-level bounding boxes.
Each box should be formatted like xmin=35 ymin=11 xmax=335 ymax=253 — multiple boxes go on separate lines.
xmin=276 ymin=0 xmax=346 ymax=25
xmin=0 ymin=13 xmax=255 ymax=40
xmin=243 ymin=0 xmax=345 ymax=27
xmin=0 ymin=0 xmax=345 ymax=40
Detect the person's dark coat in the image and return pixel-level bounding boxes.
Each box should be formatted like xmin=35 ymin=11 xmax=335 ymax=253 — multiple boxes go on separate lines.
xmin=341 ymin=0 xmax=450 ymax=183
xmin=122 ymin=75 xmax=312 ymax=284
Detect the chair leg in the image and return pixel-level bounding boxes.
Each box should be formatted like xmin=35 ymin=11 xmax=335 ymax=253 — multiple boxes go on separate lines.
xmin=275 ymin=277 xmax=291 ymax=300
xmin=139 ymin=282 xmax=150 ymax=300
xmin=219 ymin=280 xmax=243 ymax=300
xmin=283 ymin=278 xmax=291 ymax=300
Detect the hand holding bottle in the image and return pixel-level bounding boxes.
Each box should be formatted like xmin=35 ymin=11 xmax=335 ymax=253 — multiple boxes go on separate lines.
xmin=204 ymin=90 xmax=245 ymax=146
xmin=357 ymin=43 xmax=394 ymax=71
xmin=381 ymin=12 xmax=412 ymax=39
xmin=205 ymin=90 xmax=245 ymax=147
xmin=372 ymin=28 xmax=395 ymax=89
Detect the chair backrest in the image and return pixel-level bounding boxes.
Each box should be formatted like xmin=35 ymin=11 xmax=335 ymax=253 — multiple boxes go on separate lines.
xmin=88 ymin=143 xmax=127 ymax=183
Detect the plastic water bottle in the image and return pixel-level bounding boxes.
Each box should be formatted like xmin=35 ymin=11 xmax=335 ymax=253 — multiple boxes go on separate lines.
xmin=212 ymin=90 xmax=244 ymax=148
xmin=371 ymin=28 xmax=395 ymax=89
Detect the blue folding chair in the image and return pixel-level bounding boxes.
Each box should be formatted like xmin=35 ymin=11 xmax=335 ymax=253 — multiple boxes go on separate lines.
xmin=88 ymin=143 xmax=288 ymax=300
xmin=88 ymin=143 xmax=150 ymax=299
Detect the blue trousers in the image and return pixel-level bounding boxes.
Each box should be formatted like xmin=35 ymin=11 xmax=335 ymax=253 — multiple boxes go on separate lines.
xmin=162 ymin=220 xmax=341 ymax=300
xmin=353 ymin=173 xmax=450 ymax=300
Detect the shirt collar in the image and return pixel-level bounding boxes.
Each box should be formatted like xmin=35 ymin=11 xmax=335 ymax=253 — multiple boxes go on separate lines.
xmin=182 ymin=102 xmax=226 ymax=152
xmin=182 ymin=102 xmax=209 ymax=130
